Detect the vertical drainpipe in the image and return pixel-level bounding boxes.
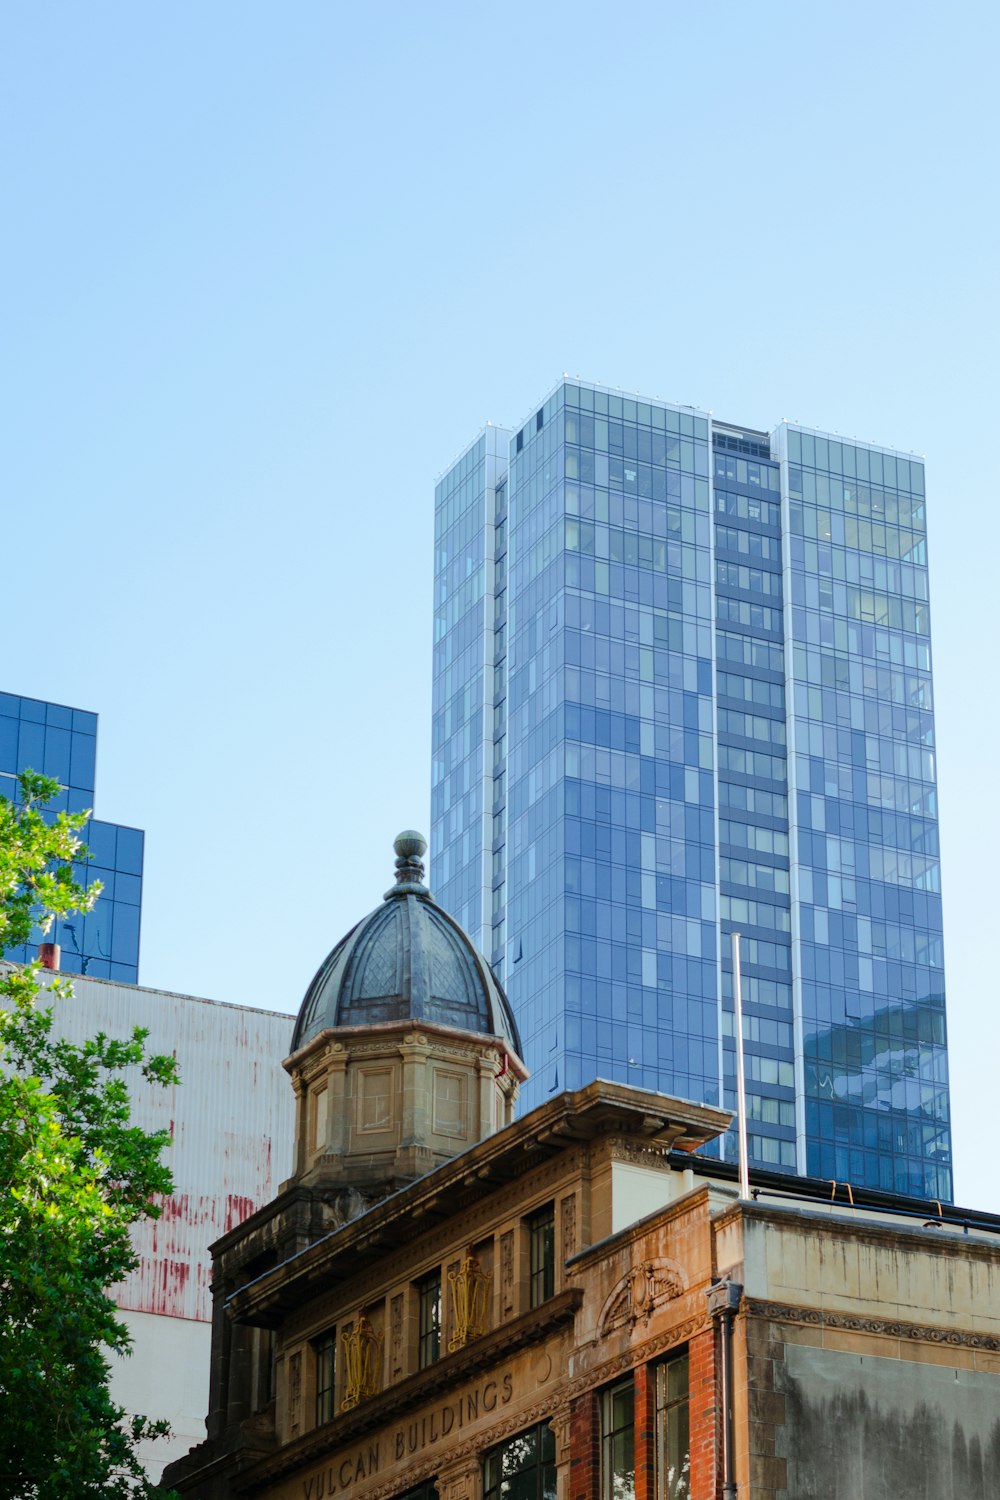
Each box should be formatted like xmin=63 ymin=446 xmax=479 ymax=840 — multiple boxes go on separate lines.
xmin=707 ymin=1278 xmax=744 ymax=1500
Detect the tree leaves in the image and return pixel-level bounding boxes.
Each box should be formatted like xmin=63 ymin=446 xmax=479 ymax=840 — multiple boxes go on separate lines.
xmin=0 ymin=773 xmax=179 ymax=1499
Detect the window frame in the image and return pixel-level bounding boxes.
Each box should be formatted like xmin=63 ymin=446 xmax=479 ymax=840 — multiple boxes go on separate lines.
xmin=601 ymin=1375 xmax=635 ymax=1499
xmin=655 ymin=1347 xmax=690 ymax=1500
xmin=483 ymin=1420 xmax=556 ymax=1500
xmin=314 ymin=1329 xmax=337 ymax=1426
xmin=527 ymin=1203 xmax=555 ymax=1308
xmin=417 ymin=1269 xmax=442 ymax=1370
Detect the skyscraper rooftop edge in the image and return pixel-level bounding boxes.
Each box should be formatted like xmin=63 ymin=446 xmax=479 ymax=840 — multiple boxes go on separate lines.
xmin=449 ymin=377 xmax=927 ymax=465
xmin=514 ymin=377 xmax=713 ymax=432
xmin=772 ymin=417 xmax=926 ymax=462
xmin=434 ymin=422 xmax=513 ymax=486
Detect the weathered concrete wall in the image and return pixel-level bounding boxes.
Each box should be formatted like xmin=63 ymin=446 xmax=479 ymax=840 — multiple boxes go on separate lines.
xmin=742 ymin=1207 xmax=1000 ymax=1342
xmin=55 ymin=974 xmax=295 ymax=1321
xmin=776 ymin=1344 xmax=1000 ymax=1498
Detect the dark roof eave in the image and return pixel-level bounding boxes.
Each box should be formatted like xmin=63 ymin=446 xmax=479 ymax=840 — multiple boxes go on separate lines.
xmin=226 ymin=1080 xmax=730 ymax=1324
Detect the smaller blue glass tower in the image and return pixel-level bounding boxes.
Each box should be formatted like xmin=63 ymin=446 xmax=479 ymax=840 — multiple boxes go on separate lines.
xmin=0 ymin=691 xmax=144 ymax=982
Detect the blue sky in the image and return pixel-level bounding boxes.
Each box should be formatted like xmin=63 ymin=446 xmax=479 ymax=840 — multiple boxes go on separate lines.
xmin=2 ymin=3 xmax=997 ymax=1206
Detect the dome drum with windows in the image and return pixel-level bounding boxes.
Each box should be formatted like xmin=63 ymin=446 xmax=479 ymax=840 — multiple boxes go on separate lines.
xmin=285 ymin=833 xmax=526 ymax=1199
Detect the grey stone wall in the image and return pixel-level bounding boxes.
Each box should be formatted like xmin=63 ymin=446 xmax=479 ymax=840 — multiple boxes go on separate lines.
xmin=774 ymin=1344 xmax=1000 ymax=1498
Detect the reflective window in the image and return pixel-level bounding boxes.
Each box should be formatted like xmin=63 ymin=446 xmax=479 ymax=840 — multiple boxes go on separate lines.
xmin=528 ymin=1204 xmax=555 ymax=1308
xmin=483 ymin=1422 xmax=556 ymax=1500
xmin=417 ymin=1271 xmax=441 ymax=1369
xmin=656 ymin=1350 xmax=689 ymax=1499
xmin=0 ymin=694 xmax=144 ymax=983
xmin=601 ymin=1377 xmax=635 ymax=1499
xmin=315 ymin=1331 xmax=336 ymax=1425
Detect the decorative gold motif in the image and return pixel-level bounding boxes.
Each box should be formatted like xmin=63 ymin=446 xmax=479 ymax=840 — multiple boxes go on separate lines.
xmin=447 ymin=1255 xmax=493 ymax=1351
xmin=340 ymin=1315 xmax=383 ymax=1410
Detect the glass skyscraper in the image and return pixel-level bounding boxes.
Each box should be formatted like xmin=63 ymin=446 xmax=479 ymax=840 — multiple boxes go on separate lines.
xmin=0 ymin=691 xmax=144 ymax=982
xmin=431 ymin=381 xmax=950 ymax=1200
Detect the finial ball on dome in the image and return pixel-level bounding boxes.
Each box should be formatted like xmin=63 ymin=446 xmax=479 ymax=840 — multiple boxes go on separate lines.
xmin=394 ymin=830 xmax=427 ymax=859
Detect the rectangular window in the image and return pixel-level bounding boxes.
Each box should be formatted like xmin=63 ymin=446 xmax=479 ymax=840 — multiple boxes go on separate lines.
xmin=484 ymin=1421 xmax=555 ymax=1499
xmin=528 ymin=1204 xmax=555 ymax=1307
xmin=417 ymin=1271 xmax=441 ymax=1369
xmin=315 ymin=1331 xmax=336 ymax=1426
xmin=656 ymin=1349 xmax=690 ymax=1499
xmin=601 ymin=1377 xmax=635 ymax=1499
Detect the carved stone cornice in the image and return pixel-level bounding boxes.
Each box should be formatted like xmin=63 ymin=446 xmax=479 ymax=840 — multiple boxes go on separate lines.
xmin=606 ymin=1137 xmax=675 ymax=1167
xmin=746 ymin=1298 xmax=1000 ymax=1353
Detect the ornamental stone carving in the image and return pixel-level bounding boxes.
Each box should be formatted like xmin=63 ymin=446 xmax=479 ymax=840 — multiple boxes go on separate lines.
xmin=599 ymin=1258 xmax=687 ymax=1335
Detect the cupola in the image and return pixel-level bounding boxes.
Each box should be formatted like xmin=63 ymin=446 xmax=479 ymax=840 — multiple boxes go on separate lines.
xmin=285 ymin=832 xmax=526 ymax=1199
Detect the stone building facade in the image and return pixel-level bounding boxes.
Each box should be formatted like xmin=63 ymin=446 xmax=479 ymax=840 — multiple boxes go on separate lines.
xmin=166 ymin=837 xmax=1000 ymax=1500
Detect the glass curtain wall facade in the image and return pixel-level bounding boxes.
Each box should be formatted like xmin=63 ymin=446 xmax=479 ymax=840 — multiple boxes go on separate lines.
xmin=431 ymin=382 xmax=951 ymax=1199
xmin=431 ymin=427 xmax=510 ymax=943
xmin=776 ymin=427 xmax=949 ymax=1196
xmin=0 ymin=691 xmax=144 ymax=982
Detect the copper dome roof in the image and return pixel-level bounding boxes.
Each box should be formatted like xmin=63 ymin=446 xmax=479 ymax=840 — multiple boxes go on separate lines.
xmin=290 ymin=832 xmax=522 ymax=1056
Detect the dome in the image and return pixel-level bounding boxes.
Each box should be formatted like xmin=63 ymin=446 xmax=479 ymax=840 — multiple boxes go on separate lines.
xmin=291 ymin=832 xmax=522 ymax=1056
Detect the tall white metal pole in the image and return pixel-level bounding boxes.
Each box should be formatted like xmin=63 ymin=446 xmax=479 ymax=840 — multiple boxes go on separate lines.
xmin=731 ymin=930 xmax=750 ymax=1199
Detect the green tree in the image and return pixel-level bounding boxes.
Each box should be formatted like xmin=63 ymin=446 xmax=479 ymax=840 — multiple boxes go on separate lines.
xmin=0 ymin=771 xmax=178 ymax=1498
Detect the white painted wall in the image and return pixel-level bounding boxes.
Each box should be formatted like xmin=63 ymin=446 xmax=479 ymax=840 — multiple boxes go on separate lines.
xmin=45 ymin=973 xmax=297 ymax=1476
xmin=610 ymin=1160 xmax=698 ymax=1233
xmin=108 ymin=1309 xmax=211 ymax=1483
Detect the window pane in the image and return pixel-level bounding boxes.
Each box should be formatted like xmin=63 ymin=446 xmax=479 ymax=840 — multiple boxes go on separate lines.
xmin=315 ymin=1332 xmax=336 ymax=1425
xmin=602 ymin=1378 xmax=635 ymax=1500
xmin=484 ymin=1423 xmax=555 ymax=1500
xmin=418 ymin=1272 xmax=441 ymax=1369
xmin=656 ymin=1351 xmax=690 ymax=1500
xmin=528 ymin=1205 xmax=555 ymax=1307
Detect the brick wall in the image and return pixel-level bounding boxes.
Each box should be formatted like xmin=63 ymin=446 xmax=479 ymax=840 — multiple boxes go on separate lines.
xmin=688 ymin=1326 xmax=718 ymax=1499
xmin=634 ymin=1362 xmax=655 ymax=1497
xmin=569 ymin=1389 xmax=598 ymax=1500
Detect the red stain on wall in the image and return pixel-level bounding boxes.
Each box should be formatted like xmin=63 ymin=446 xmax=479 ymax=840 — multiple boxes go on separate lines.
xmin=224 ymin=1194 xmax=256 ymax=1233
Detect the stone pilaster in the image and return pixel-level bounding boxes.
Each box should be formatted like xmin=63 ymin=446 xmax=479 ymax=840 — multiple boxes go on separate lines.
xmin=435 ymin=1454 xmax=483 ymax=1500
xmin=324 ymin=1043 xmax=349 ymax=1160
xmin=549 ymin=1403 xmax=573 ymax=1500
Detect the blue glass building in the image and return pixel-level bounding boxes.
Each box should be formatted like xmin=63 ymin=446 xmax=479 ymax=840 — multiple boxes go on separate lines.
xmin=431 ymin=382 xmax=951 ymax=1199
xmin=0 ymin=691 xmax=144 ymax=982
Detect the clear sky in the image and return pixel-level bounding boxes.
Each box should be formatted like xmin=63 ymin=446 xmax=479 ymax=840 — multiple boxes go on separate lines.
xmin=2 ymin=2 xmax=997 ymax=1207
